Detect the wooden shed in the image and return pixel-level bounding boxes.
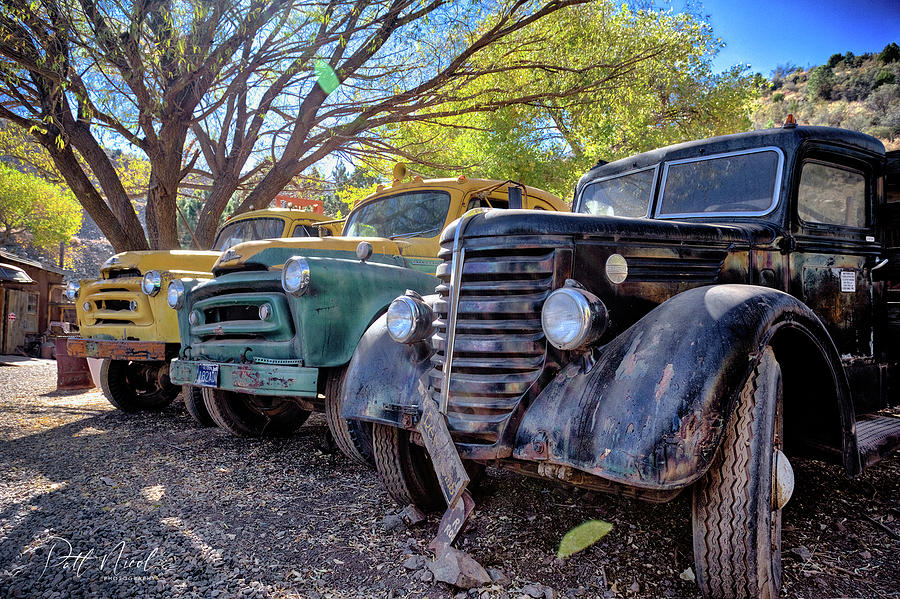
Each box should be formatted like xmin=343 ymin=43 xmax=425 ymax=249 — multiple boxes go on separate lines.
xmin=0 ymin=250 xmax=72 ymax=355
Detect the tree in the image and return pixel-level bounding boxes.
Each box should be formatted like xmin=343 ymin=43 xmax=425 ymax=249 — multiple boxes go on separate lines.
xmin=807 ymin=65 xmax=835 ymax=100
xmin=879 ymin=42 xmax=900 ymax=64
xmin=0 ymin=163 xmax=82 ymax=249
xmin=2 ymin=0 xmax=693 ymax=251
xmin=0 ymin=0 xmax=301 ymax=250
xmin=372 ymin=2 xmax=754 ymax=197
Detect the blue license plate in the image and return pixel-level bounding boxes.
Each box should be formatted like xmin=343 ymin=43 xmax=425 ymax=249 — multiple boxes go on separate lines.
xmin=194 ymin=363 xmax=219 ymax=387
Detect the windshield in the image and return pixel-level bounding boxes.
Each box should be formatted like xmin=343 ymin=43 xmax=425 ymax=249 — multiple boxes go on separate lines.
xmin=344 ymin=191 xmax=451 ymax=238
xmin=213 ymin=217 xmax=287 ymax=250
xmin=657 ymin=149 xmax=782 ymax=217
xmin=578 ymin=168 xmax=655 ymax=217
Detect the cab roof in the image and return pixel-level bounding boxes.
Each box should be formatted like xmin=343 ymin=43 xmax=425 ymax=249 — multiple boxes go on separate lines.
xmin=577 ymin=126 xmax=886 ymax=195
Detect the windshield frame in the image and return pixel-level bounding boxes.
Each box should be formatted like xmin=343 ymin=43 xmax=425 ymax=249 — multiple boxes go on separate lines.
xmin=212 ymin=217 xmax=288 ymax=251
xmin=654 ymin=147 xmax=785 ymax=219
xmin=343 ymin=189 xmax=452 ymax=239
xmin=575 ymin=165 xmax=658 ymax=217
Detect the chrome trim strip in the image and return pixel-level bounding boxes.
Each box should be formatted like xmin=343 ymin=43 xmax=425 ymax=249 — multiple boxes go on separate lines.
xmin=440 ymin=209 xmax=487 ymax=414
xmin=656 ymin=147 xmax=785 ymax=219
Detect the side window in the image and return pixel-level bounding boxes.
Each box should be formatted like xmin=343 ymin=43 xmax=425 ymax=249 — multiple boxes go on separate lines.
xmin=797 ymin=161 xmax=867 ymax=228
xmin=467 ymin=198 xmax=509 ymax=210
xmin=291 ymin=224 xmax=312 ymax=237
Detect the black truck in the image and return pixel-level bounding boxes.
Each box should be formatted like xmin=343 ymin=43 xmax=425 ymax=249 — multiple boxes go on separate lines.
xmin=343 ymin=122 xmax=900 ymax=598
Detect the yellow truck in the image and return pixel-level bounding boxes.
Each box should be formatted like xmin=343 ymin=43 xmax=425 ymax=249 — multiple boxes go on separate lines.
xmin=66 ymin=208 xmax=340 ymax=418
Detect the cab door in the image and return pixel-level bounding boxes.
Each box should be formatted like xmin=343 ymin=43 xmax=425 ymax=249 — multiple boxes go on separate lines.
xmin=788 ymin=149 xmax=879 ymax=361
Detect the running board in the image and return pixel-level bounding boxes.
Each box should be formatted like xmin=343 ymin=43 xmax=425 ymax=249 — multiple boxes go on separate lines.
xmin=856 ymin=414 xmax=900 ymax=468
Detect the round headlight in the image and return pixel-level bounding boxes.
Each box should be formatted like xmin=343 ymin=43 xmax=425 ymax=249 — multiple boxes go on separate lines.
xmin=65 ymin=280 xmax=80 ymax=300
xmin=281 ymin=257 xmax=310 ymax=296
xmin=82 ymin=301 xmax=91 ymax=312
xmin=386 ymin=292 xmax=433 ymax=344
xmin=142 ymin=271 xmax=162 ymax=296
xmin=258 ymin=303 xmax=272 ymax=321
xmin=166 ymin=280 xmax=185 ymax=309
xmin=541 ymin=286 xmax=608 ymax=350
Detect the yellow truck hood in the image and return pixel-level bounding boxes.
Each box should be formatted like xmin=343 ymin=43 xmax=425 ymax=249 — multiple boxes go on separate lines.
xmin=101 ymin=250 xmax=221 ymax=278
xmin=215 ymin=236 xmax=408 ymax=269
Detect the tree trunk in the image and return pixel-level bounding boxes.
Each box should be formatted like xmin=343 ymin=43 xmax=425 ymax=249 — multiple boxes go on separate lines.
xmin=234 ymin=164 xmax=295 ymax=216
xmin=48 ymin=141 xmax=139 ymax=252
xmin=195 ymin=175 xmax=238 ymax=248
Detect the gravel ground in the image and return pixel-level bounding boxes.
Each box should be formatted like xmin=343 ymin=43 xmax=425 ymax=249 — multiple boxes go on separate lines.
xmin=1 ymin=359 xmax=898 ymax=599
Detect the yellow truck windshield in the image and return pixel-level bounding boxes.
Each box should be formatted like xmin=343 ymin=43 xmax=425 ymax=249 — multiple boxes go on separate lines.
xmin=213 ymin=217 xmax=286 ymax=250
xmin=344 ymin=191 xmax=451 ymax=239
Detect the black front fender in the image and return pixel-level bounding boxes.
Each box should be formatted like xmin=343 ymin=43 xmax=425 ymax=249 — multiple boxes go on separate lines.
xmin=341 ymin=295 xmax=436 ymax=427
xmin=514 ymin=284 xmax=855 ymax=490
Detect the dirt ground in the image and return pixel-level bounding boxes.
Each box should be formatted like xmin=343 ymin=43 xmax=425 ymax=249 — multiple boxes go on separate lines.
xmin=1 ymin=359 xmax=898 ymax=599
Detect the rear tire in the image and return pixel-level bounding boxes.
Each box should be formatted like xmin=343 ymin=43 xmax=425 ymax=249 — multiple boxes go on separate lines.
xmin=692 ymin=346 xmax=783 ymax=599
xmin=100 ymin=359 xmax=178 ymax=412
xmin=324 ymin=365 xmax=374 ymax=467
xmin=372 ymin=423 xmax=443 ymax=510
xmin=183 ymin=385 xmax=215 ymax=427
xmin=202 ymin=387 xmax=310 ymax=437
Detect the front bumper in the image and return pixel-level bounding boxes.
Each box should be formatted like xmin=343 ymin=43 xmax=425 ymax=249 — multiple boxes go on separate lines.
xmin=170 ymin=358 xmax=319 ymax=397
xmin=67 ymin=338 xmax=168 ymax=361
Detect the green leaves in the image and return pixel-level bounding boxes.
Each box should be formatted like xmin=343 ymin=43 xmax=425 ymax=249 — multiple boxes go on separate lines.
xmin=0 ymin=163 xmax=82 ymax=250
xmin=557 ymin=520 xmax=613 ymax=559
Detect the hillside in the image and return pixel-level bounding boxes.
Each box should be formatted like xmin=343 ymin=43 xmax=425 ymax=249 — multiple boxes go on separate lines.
xmin=752 ymin=44 xmax=900 ymax=150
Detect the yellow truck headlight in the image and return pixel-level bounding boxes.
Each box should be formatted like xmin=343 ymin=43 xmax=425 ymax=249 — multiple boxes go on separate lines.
xmin=142 ymin=271 xmax=162 ymax=296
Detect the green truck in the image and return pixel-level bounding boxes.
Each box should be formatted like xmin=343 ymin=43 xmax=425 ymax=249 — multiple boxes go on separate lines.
xmin=169 ymin=169 xmax=567 ymax=464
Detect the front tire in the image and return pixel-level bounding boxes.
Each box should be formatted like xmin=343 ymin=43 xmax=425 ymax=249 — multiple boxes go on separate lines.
xmin=372 ymin=423 xmax=443 ymax=510
xmin=692 ymin=346 xmax=784 ymax=599
xmin=100 ymin=359 xmax=179 ymax=412
xmin=202 ymin=387 xmax=310 ymax=437
xmin=324 ymin=365 xmax=374 ymax=467
xmin=183 ymin=385 xmax=215 ymax=427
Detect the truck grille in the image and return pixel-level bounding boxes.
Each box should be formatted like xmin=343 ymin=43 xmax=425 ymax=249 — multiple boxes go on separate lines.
xmin=188 ymin=277 xmax=293 ymax=342
xmin=82 ymin=277 xmax=151 ymax=326
xmin=430 ymin=244 xmax=559 ymax=447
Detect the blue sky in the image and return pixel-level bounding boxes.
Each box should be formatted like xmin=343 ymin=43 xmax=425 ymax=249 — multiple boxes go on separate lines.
xmin=699 ymin=0 xmax=900 ymax=75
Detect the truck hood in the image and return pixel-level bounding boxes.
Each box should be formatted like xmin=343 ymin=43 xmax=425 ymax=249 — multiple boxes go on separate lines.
xmin=443 ymin=209 xmax=781 ymax=247
xmin=214 ymin=236 xmax=410 ymax=271
xmin=102 ymin=250 xmax=221 ymax=278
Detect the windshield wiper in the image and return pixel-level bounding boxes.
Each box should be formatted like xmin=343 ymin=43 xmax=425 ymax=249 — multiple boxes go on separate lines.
xmin=389 ymin=226 xmax=442 ymax=240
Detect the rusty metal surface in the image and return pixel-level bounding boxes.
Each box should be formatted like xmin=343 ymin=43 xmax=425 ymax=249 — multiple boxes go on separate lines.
xmin=55 ymin=338 xmax=94 ymax=390
xmin=341 ymin=305 xmax=435 ymax=427
xmin=428 ymin=491 xmax=475 ymax=555
xmin=66 ymin=338 xmax=167 ymax=361
xmin=512 ymin=285 xmax=857 ymax=489
xmin=417 ymin=398 xmax=470 ymax=507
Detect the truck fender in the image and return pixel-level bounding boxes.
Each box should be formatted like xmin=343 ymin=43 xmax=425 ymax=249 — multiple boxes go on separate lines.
xmin=341 ymin=294 xmax=437 ymax=427
xmin=513 ymin=284 xmax=858 ymax=490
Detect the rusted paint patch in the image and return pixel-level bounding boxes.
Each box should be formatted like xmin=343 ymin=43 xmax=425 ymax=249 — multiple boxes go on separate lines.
xmin=66 ymin=338 xmax=166 ymax=361
xmin=232 ymin=365 xmax=295 ymax=390
xmin=655 ymin=363 xmax=675 ymax=401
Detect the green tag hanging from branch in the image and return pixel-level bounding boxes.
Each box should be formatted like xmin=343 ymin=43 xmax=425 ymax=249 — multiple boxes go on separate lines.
xmin=557 ymin=520 xmax=613 ymax=559
xmin=314 ymin=59 xmax=340 ymax=95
